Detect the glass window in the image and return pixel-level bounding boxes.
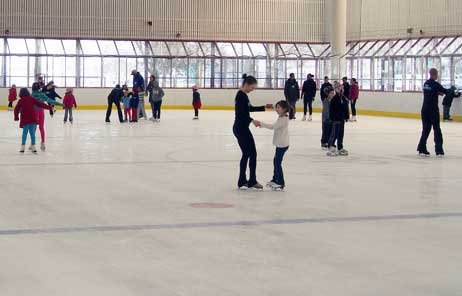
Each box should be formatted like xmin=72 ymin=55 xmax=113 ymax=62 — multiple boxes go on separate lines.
xmin=222 ymin=59 xmax=238 ymax=87
xmin=184 ymin=42 xmax=203 ymax=56
xmin=119 ymin=58 xmax=137 ymax=86
xmin=25 ymin=39 xmax=45 ymax=54
xmin=255 ymin=59 xmax=268 ymax=86
xmin=115 ymin=41 xmax=135 ymax=55
xmin=62 ymin=40 xmax=77 ymax=54
xmin=406 ymin=38 xmax=431 ymax=56
xmin=154 ymin=58 xmax=171 ymax=87
xmin=65 ymin=56 xmax=76 ymax=87
xmin=7 ymin=38 xmax=28 ymax=54
xmin=188 ymin=59 xmax=205 ymax=87
xmin=440 ymin=57 xmax=451 ymax=87
xmin=310 ymin=44 xmax=329 ymax=57
xmin=233 ymin=43 xmax=252 ymax=57
xmin=442 ymin=37 xmax=462 ymax=55
xmin=98 ymin=40 xmax=118 ymax=55
xmin=296 ymin=44 xmax=312 ymax=57
xmin=133 ymin=41 xmax=149 ymax=56
xmin=431 ymin=37 xmax=454 ymax=55
xmin=83 ymin=57 xmax=101 ymax=86
xmin=454 ymin=58 xmax=462 ymax=88
xmin=357 ymin=41 xmax=378 ymax=56
xmin=280 ymin=44 xmax=299 ymax=58
xmin=7 ymin=56 xmax=28 ymax=86
xmin=44 ymin=39 xmax=64 ymax=54
xmin=80 ymin=40 xmax=100 ymax=55
xmin=200 ymin=43 xmax=214 ymax=56
xmin=151 ymin=41 xmax=170 ymax=56
xmin=102 ymin=58 xmax=119 ymax=87
xmin=248 ymin=43 xmax=267 ymax=57
xmin=217 ymin=43 xmax=236 ymax=57
xmin=166 ymin=42 xmax=186 ymax=56
xmin=386 ymin=40 xmax=409 ymax=56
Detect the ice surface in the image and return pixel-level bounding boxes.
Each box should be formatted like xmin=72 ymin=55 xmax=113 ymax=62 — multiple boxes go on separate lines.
xmin=0 ymin=110 xmax=461 ymax=295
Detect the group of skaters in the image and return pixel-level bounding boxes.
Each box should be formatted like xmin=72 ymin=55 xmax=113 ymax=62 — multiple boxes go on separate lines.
xmin=8 ymin=76 xmax=77 ymax=153
xmin=233 ymin=68 xmax=460 ymax=191
xmin=105 ymin=70 xmax=202 ymax=123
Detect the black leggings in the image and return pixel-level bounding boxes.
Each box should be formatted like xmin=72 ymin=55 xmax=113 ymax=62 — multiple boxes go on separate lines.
xmin=303 ymin=97 xmax=313 ymax=116
xmin=351 ymin=100 xmax=357 ymax=116
xmin=233 ymin=126 xmax=258 ymax=186
xmin=194 ymin=108 xmax=199 ymax=117
xmin=151 ymin=101 xmax=162 ymax=119
xmin=8 ymin=101 xmax=13 ymax=108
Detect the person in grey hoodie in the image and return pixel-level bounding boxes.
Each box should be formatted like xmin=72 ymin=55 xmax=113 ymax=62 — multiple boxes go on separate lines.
xmin=148 ymin=80 xmax=165 ymax=122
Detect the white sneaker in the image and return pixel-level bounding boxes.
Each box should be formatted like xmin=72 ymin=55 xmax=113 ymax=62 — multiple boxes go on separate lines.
xmin=40 ymin=143 xmax=46 ymax=151
xmin=30 ymin=145 xmax=37 ymax=153
xmin=302 ymin=115 xmax=306 ymax=121
xmin=327 ymin=148 xmax=338 ymax=157
xmin=339 ymin=149 xmax=349 ymax=156
xmin=308 ymin=115 xmax=312 ymax=121
xmin=19 ymin=145 xmax=25 ymax=153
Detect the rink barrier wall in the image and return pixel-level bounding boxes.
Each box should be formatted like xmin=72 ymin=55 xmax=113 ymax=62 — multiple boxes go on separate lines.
xmin=1 ymin=88 xmax=461 ymax=122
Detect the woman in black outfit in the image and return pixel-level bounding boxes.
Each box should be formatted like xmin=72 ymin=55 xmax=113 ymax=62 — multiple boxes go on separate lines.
xmin=233 ymin=74 xmax=270 ymax=190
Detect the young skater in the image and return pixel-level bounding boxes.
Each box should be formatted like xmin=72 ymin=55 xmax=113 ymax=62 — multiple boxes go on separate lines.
xmin=417 ymin=68 xmax=451 ymax=156
xmin=63 ymin=88 xmax=77 ymax=124
xmin=149 ymin=81 xmax=164 ymax=122
xmin=260 ymin=100 xmax=290 ymax=190
xmin=327 ymin=82 xmax=349 ymax=156
xmin=43 ymin=81 xmax=62 ymax=117
xmin=31 ymin=83 xmax=63 ymax=151
xmin=121 ymin=89 xmax=132 ymax=122
xmin=321 ymin=85 xmax=334 ymax=149
xmin=8 ymin=84 xmax=17 ymax=111
xmin=14 ymin=88 xmax=51 ymax=153
xmin=349 ymin=78 xmax=359 ymax=122
xmin=130 ymin=87 xmax=140 ymax=123
xmin=301 ymin=74 xmax=317 ymax=121
xmin=233 ymin=74 xmax=271 ymax=190
xmin=192 ymin=85 xmax=201 ymax=120
xmin=442 ymin=86 xmax=461 ymax=122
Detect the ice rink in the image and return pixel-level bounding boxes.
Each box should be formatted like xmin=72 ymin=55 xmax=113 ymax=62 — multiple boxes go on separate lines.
xmin=0 ymin=109 xmax=461 ymax=295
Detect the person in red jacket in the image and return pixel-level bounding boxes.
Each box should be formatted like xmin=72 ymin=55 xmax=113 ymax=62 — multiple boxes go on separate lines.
xmin=14 ymin=88 xmax=51 ymax=153
xmin=8 ymin=84 xmax=17 ymax=111
xmin=349 ymin=78 xmax=359 ymax=122
xmin=63 ymin=87 xmax=77 ymax=124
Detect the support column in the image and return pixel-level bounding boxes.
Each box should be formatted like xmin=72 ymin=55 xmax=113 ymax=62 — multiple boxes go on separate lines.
xmin=328 ymin=0 xmax=347 ymax=81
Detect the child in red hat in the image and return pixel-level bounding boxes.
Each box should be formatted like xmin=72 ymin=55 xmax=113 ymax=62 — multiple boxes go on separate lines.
xmin=63 ymin=87 xmax=77 ymax=124
xmin=192 ymin=85 xmax=201 ymax=120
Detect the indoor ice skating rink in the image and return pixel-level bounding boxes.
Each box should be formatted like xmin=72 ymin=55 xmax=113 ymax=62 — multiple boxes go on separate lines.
xmin=0 ymin=109 xmax=461 ymax=296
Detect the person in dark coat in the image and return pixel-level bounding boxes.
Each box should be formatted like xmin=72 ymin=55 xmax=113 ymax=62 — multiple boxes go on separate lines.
xmin=301 ymin=74 xmax=317 ymax=121
xmin=43 ymin=81 xmax=62 ymax=117
xmin=320 ymin=76 xmax=332 ymax=102
xmin=417 ymin=68 xmax=451 ymax=156
xmin=442 ymin=86 xmax=461 ymax=122
xmin=105 ymin=84 xmax=124 ymax=123
xmin=284 ymin=73 xmax=300 ymax=120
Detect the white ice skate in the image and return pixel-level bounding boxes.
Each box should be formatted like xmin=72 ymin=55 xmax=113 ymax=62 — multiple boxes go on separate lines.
xmin=308 ymin=115 xmax=312 ymax=121
xmin=339 ymin=149 xmax=349 ymax=156
xmin=19 ymin=145 xmax=25 ymax=153
xmin=271 ymin=183 xmax=285 ymax=191
xmin=302 ymin=115 xmax=306 ymax=121
xmin=327 ymin=147 xmax=338 ymax=157
xmin=40 ymin=143 xmax=46 ymax=151
xmin=266 ymin=181 xmax=276 ymax=188
xmin=351 ymin=116 xmax=357 ymax=122
xmin=30 ymin=145 xmax=37 ymax=153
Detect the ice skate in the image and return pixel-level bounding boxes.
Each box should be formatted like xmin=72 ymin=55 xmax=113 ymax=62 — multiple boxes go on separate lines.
xmin=40 ymin=143 xmax=46 ymax=151
xmin=418 ymin=150 xmax=430 ymax=157
xmin=30 ymin=145 xmax=38 ymax=153
xmin=193 ymin=116 xmax=199 ymax=120
xmin=271 ymin=183 xmax=285 ymax=191
xmin=266 ymin=181 xmax=276 ymax=188
xmin=19 ymin=145 xmax=25 ymax=153
xmin=248 ymin=182 xmax=263 ymax=190
xmin=436 ymin=150 xmax=445 ymax=157
xmin=338 ymin=149 xmax=349 ymax=156
xmin=302 ymin=115 xmax=306 ymax=121
xmin=327 ymin=147 xmax=338 ymax=157
xmin=308 ymin=115 xmax=312 ymax=121
xmin=321 ymin=143 xmax=329 ymax=150
xmin=351 ymin=116 xmax=357 ymax=122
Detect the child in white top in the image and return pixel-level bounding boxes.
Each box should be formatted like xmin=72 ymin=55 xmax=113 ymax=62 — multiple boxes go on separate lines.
xmin=259 ymin=100 xmax=290 ymax=189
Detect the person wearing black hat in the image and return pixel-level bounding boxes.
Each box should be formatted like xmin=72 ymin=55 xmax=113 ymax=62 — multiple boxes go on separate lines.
xmin=284 ymin=73 xmax=300 ymax=120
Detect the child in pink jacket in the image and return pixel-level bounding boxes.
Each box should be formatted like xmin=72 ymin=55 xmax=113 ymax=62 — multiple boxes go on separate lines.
xmin=63 ymin=88 xmax=77 ymax=124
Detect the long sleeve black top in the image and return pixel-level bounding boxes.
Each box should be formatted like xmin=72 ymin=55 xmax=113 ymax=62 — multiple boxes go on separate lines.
xmin=233 ymin=90 xmax=265 ymax=130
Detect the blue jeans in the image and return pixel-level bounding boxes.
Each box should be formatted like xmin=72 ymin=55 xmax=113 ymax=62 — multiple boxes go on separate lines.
xmin=22 ymin=124 xmax=37 ymax=145
xmin=273 ymin=146 xmax=289 ymax=186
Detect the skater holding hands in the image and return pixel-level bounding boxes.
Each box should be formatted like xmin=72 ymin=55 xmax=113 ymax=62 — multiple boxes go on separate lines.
xmin=259 ymin=100 xmax=290 ymax=190
xmin=233 ymin=74 xmax=272 ymax=190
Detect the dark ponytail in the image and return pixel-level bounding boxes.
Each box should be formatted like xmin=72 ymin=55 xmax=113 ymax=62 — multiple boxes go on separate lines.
xmin=242 ymin=74 xmax=257 ymax=86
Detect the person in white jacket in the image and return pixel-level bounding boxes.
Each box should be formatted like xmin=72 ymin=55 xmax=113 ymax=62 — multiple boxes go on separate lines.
xmin=258 ymin=100 xmax=290 ymax=190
